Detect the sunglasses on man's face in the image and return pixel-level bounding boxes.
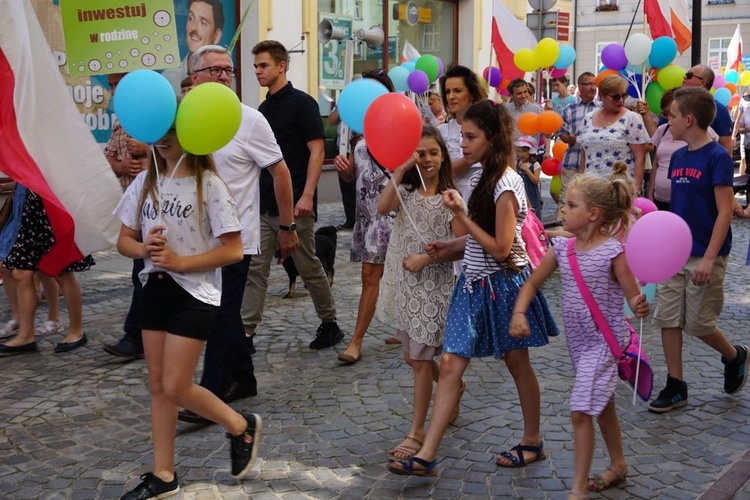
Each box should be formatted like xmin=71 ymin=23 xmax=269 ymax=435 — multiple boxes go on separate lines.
xmin=684 ymin=71 xmax=705 ymax=83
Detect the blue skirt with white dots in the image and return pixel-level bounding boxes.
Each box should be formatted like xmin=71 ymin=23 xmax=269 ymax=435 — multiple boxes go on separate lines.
xmin=444 ymin=267 xmax=558 ymax=360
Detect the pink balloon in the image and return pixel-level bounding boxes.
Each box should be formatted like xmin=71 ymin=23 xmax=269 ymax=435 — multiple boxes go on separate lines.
xmin=633 ymin=197 xmax=657 ymax=215
xmin=625 ymin=211 xmax=692 ymax=283
xmin=713 ymin=74 xmax=726 ymax=89
xmin=550 ymin=67 xmax=567 ymax=78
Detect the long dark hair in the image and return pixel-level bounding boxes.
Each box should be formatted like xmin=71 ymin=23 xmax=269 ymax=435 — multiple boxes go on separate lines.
xmin=401 ymin=125 xmax=455 ymax=194
xmin=465 ymin=100 xmax=516 ymax=237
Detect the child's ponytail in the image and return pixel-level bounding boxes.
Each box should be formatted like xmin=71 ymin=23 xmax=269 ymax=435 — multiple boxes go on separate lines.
xmin=568 ymin=174 xmax=633 ymax=237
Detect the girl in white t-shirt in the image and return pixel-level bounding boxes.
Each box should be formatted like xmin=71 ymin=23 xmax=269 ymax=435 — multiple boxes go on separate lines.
xmin=114 ymin=125 xmax=260 ymax=498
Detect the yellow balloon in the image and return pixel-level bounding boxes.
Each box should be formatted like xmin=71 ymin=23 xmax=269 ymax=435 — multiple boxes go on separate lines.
xmin=514 ymin=48 xmax=539 ymax=72
xmin=741 ymin=70 xmax=750 ymax=86
xmin=535 ymin=38 xmax=560 ymax=68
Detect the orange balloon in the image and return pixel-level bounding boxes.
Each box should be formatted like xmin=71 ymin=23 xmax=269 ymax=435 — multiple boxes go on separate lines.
xmin=595 ymin=69 xmax=620 ymax=86
xmin=725 ymin=83 xmax=737 ymax=95
xmin=517 ymin=113 xmax=540 ymax=135
xmin=537 ymin=111 xmax=564 ymax=135
xmin=552 ymin=141 xmax=568 ymax=161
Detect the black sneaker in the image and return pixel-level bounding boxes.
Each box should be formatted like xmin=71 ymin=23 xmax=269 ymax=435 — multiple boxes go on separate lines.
xmin=121 ymin=472 xmax=179 ymax=500
xmin=227 ymin=413 xmax=262 ymax=479
xmin=648 ymin=375 xmax=688 ymax=413
xmin=723 ymin=345 xmax=749 ymax=394
xmin=103 ymin=338 xmax=145 ymax=360
xmin=309 ymin=321 xmax=344 ymax=349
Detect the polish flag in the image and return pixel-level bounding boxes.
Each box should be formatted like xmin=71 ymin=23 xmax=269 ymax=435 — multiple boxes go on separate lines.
xmin=492 ymin=0 xmax=538 ymax=82
xmin=644 ymin=0 xmax=692 ymax=54
xmin=0 ymin=0 xmax=121 ymax=275
xmin=402 ymin=40 xmax=421 ymax=63
xmin=727 ymin=24 xmax=743 ymax=71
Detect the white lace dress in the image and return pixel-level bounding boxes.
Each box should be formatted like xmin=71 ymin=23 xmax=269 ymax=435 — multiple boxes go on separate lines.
xmin=377 ymin=188 xmax=455 ymax=347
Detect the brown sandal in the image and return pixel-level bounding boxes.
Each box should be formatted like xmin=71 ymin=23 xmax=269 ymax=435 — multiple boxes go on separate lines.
xmin=387 ymin=435 xmax=423 ymax=460
xmin=588 ymin=463 xmax=627 ymax=492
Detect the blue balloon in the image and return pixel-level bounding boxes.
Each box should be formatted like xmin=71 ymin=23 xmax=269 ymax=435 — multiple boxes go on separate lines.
xmin=338 ymin=79 xmax=389 ymax=133
xmin=649 ymin=37 xmax=678 ymax=69
xmin=627 ymin=74 xmax=644 ymax=98
xmin=624 ymin=282 xmax=657 ymax=316
xmin=114 ymin=70 xmax=176 ymax=144
xmin=401 ymin=61 xmax=416 ymax=72
xmin=714 ymin=87 xmax=732 ymax=106
xmin=725 ymin=69 xmax=739 ymax=84
xmin=553 ymin=45 xmax=576 ymax=69
xmin=388 ymin=66 xmax=410 ymax=92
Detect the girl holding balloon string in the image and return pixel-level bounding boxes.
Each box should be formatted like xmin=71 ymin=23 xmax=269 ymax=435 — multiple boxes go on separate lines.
xmin=376 ymin=125 xmax=459 ymax=462
xmin=388 ymin=100 xmax=558 ymax=477
xmin=114 ymin=120 xmax=260 ymax=498
xmin=510 ymin=175 xmax=650 ymax=498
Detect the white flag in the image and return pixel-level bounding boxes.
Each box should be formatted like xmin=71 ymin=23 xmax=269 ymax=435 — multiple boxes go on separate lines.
xmin=727 ymin=24 xmax=743 ymax=71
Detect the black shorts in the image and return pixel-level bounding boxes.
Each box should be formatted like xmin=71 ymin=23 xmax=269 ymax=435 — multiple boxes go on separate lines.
xmin=142 ymin=272 xmax=215 ymax=340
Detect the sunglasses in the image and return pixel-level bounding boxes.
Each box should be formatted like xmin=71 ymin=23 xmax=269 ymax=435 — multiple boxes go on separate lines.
xmin=608 ymin=93 xmax=628 ymax=101
xmin=684 ymin=71 xmax=704 ymax=83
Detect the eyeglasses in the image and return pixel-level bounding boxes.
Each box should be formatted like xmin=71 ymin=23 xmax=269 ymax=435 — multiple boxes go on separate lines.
xmin=684 ymin=71 xmax=704 ymax=83
xmin=608 ymin=93 xmax=628 ymax=101
xmin=194 ymin=66 xmax=236 ymax=77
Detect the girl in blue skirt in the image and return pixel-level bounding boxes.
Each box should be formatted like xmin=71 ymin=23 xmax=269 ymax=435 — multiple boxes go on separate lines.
xmin=388 ymin=100 xmax=558 ymax=477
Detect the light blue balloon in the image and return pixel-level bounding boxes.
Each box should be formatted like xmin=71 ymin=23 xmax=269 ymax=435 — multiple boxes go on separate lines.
xmin=411 ymin=56 xmax=420 ymax=63
xmin=714 ymin=87 xmax=732 ymax=106
xmin=402 ymin=61 xmax=416 ymax=72
xmin=337 ymin=79 xmax=389 ymax=134
xmin=725 ymin=69 xmax=740 ymax=84
xmin=553 ymin=45 xmax=576 ymax=69
xmin=114 ymin=70 xmax=176 ymax=144
xmin=649 ymin=36 xmax=678 ymax=69
xmin=624 ymin=282 xmax=657 ymax=316
xmin=388 ymin=66 xmax=410 ymax=93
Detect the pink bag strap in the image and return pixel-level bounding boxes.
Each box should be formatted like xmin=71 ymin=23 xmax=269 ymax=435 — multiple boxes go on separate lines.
xmin=566 ymin=238 xmax=623 ymax=359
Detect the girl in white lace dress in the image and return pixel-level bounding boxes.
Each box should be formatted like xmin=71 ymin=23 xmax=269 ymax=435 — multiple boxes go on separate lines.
xmin=377 ymin=125 xmax=458 ymax=462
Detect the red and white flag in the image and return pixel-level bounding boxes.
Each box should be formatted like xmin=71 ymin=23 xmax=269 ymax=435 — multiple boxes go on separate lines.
xmin=0 ymin=0 xmax=121 ymax=275
xmin=727 ymin=24 xmax=743 ymax=71
xmin=491 ymin=0 xmax=538 ymax=82
xmin=644 ymin=0 xmax=691 ymax=54
xmin=402 ymin=40 xmax=421 ymax=63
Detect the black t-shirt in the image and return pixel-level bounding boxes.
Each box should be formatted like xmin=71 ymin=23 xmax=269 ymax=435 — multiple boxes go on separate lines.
xmin=258 ymin=82 xmax=325 ymax=216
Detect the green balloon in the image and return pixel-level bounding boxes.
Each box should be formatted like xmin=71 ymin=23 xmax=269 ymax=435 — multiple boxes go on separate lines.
xmin=645 ymin=81 xmax=666 ymax=114
xmin=176 ymin=82 xmax=242 ymax=155
xmin=550 ymin=175 xmax=562 ymax=196
xmin=656 ymin=65 xmax=686 ymax=90
xmin=415 ymin=55 xmax=440 ymax=83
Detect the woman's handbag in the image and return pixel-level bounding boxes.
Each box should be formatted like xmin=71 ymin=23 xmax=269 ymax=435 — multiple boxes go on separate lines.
xmin=566 ymin=238 xmax=653 ymax=401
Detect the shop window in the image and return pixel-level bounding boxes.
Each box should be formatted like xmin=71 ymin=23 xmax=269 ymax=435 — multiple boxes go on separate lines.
xmin=595 ymin=0 xmax=619 ymax=11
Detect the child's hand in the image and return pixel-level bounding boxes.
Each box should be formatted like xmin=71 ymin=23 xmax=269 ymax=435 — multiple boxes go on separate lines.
xmin=144 ymin=226 xmax=167 ymax=257
xmin=150 ymin=245 xmax=181 ymax=272
xmin=509 ymin=313 xmax=530 ymax=338
xmin=630 ymin=293 xmax=650 ymax=318
xmin=403 ymin=253 xmax=429 ymax=273
xmin=396 ymin=149 xmax=423 ymax=173
xmin=442 ymin=189 xmax=465 ymax=214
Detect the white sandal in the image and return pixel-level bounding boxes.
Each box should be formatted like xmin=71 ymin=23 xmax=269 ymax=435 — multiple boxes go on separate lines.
xmin=34 ymin=320 xmax=65 ymax=337
xmin=0 ymin=319 xmax=19 ymax=339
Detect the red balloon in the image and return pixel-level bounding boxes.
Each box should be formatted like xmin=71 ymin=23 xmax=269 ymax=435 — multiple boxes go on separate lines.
xmin=363 ymin=94 xmax=423 ymax=172
xmin=541 ymin=158 xmax=561 ymax=176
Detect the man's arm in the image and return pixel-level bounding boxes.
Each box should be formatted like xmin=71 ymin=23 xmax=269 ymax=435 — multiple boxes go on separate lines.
xmin=295 ymin=138 xmax=324 ymax=218
xmin=267 ymin=159 xmax=299 ymax=258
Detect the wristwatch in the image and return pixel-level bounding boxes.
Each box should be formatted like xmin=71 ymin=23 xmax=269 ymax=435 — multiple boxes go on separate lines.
xmin=279 ymin=222 xmax=297 ymax=233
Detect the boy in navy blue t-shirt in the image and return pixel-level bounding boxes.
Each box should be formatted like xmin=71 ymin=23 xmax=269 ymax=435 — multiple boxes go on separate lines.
xmin=650 ymin=87 xmax=749 ymax=413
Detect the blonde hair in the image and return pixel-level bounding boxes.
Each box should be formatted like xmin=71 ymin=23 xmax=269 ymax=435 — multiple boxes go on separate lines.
xmin=598 ymin=75 xmax=628 ymax=97
xmin=569 ymin=174 xmax=633 ymax=238
xmin=608 ymin=160 xmax=636 ymax=196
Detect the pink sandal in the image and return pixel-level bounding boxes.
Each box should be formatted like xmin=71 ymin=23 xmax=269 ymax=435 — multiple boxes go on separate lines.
xmin=0 ymin=319 xmax=19 ymax=339
xmin=34 ymin=320 xmax=65 ymax=337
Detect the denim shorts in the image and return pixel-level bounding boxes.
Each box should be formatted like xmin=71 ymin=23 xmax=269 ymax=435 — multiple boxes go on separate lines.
xmin=142 ymin=272 xmax=215 ymax=340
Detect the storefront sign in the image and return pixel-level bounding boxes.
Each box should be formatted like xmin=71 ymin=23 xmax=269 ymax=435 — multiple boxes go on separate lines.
xmin=319 ymin=13 xmax=352 ymax=90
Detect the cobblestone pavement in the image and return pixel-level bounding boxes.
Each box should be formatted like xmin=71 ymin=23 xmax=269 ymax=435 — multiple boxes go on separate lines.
xmin=1 ymin=182 xmax=750 ymax=499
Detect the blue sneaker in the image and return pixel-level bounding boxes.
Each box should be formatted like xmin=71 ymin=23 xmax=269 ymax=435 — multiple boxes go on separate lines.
xmin=723 ymin=345 xmax=749 ymax=394
xmin=648 ymin=375 xmax=688 ymax=413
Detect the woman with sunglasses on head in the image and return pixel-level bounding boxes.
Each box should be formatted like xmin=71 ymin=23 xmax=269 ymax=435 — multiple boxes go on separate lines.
xmin=577 ymin=76 xmax=649 ymax=193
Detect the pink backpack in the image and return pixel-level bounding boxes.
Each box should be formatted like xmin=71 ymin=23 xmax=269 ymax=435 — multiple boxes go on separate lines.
xmin=521 ymin=210 xmax=548 ymax=269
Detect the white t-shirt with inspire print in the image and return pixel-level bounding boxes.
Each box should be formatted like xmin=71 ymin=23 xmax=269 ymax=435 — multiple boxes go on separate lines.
xmin=114 ymin=170 xmax=242 ymax=306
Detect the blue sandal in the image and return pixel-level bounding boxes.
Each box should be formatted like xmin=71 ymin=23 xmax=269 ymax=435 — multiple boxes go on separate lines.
xmin=496 ymin=441 xmax=546 ymax=468
xmin=388 ymin=456 xmax=437 ymax=477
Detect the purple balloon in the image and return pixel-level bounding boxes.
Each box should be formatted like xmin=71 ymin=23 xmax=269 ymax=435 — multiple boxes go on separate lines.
xmin=602 ymin=44 xmax=628 ymax=71
xmin=625 ymin=211 xmax=692 ymax=283
xmin=407 ymin=69 xmax=430 ymax=94
xmin=633 ymin=197 xmax=657 ymax=216
xmin=436 ymin=57 xmax=444 ymax=78
xmin=483 ymin=66 xmax=502 ymax=87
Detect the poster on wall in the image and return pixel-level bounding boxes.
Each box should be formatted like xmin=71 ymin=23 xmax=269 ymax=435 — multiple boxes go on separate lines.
xmin=319 ymin=13 xmax=352 ymax=90
xmin=30 ymin=0 xmax=236 ymax=144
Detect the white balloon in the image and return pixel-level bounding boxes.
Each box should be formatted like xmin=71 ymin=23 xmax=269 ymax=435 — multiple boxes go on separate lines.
xmin=624 ymin=33 xmax=652 ymax=66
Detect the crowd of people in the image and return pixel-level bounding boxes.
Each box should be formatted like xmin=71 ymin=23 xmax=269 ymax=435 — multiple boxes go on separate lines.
xmin=1 ymin=42 xmax=749 ymax=500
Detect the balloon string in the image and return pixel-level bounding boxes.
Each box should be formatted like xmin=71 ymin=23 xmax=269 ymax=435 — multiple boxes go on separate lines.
xmin=632 ymin=315 xmax=644 ymax=406
xmin=154 ymin=153 xmax=186 ymax=228
xmin=390 ymin=176 xmax=427 ymax=247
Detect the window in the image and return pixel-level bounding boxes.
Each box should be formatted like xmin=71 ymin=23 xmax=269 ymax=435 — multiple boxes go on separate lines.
xmin=707 ymin=37 xmax=731 ymax=72
xmin=707 ymin=0 xmax=734 ymax=4
xmin=353 ymin=0 xmax=363 ymax=20
xmin=421 ymin=24 xmax=439 ymax=52
xmin=595 ymin=42 xmax=615 ymax=71
xmin=595 ymin=0 xmax=619 ymax=11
